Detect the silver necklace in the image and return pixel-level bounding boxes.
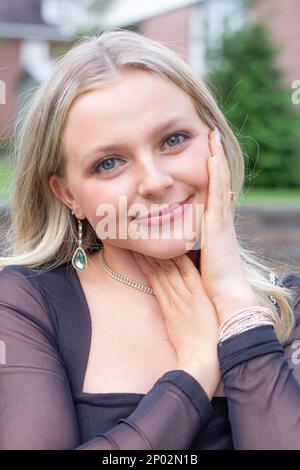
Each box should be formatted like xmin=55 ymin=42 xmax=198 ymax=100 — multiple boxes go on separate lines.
xmin=99 ymin=248 xmax=155 ymax=296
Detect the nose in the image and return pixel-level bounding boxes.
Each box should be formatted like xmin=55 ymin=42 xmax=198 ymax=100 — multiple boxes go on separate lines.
xmin=137 ymin=158 xmax=173 ymax=198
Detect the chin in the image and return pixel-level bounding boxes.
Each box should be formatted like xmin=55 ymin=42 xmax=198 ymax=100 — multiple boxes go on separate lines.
xmin=133 ymin=239 xmax=195 ymax=260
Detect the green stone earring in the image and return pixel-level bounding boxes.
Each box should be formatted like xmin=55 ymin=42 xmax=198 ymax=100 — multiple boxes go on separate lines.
xmin=71 ymin=212 xmax=88 ymax=272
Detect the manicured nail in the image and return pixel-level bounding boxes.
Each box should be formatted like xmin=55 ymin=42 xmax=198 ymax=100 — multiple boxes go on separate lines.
xmin=214 ymin=127 xmax=222 ymax=148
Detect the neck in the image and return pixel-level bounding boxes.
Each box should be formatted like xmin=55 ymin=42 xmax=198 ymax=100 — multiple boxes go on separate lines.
xmin=93 ymin=244 xmax=201 ymax=286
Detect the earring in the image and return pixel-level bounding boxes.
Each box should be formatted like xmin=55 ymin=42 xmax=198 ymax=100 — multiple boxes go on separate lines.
xmin=71 ymin=212 xmax=88 ymax=272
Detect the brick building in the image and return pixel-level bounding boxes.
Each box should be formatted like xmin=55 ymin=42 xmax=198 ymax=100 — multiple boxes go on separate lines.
xmin=0 ymin=0 xmax=299 ymax=138
xmin=250 ymin=0 xmax=300 ymax=87
xmin=0 ymin=0 xmax=71 ymax=137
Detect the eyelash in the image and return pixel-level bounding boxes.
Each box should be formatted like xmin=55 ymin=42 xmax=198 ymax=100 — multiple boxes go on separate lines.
xmin=91 ymin=132 xmax=190 ymax=175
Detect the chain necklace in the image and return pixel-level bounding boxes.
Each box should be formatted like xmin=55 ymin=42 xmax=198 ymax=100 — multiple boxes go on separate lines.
xmin=99 ymin=248 xmax=155 ymax=296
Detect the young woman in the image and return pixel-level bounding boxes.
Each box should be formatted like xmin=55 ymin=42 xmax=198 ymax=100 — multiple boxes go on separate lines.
xmin=0 ymin=29 xmax=299 ymax=450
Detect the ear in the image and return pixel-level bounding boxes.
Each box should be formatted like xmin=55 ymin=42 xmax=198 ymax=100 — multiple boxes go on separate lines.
xmin=48 ymin=174 xmax=84 ymax=219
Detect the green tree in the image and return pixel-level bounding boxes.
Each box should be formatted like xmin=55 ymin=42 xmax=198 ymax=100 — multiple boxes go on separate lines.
xmin=205 ymin=21 xmax=300 ymax=189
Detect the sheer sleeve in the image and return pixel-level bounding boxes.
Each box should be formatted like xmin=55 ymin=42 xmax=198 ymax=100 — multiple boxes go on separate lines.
xmin=0 ymin=266 xmax=213 ymax=450
xmin=217 ymin=274 xmax=300 ymax=449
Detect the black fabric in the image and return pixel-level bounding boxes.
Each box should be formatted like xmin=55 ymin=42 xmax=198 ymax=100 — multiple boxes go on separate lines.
xmin=217 ymin=273 xmax=300 ymax=450
xmin=0 ymin=261 xmax=299 ymax=450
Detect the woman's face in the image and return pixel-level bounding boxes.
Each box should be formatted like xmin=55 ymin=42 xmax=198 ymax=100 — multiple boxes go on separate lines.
xmin=50 ymin=69 xmax=212 ymax=258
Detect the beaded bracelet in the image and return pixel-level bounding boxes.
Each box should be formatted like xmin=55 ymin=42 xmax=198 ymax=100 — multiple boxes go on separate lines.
xmin=218 ymin=306 xmax=278 ymax=343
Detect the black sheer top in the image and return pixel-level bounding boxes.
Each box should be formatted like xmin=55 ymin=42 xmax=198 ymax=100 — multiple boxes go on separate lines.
xmin=0 ymin=261 xmax=299 ymax=450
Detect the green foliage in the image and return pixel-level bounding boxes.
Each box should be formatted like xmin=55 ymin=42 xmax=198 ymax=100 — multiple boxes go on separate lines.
xmin=0 ymin=136 xmax=14 ymax=158
xmin=206 ymin=22 xmax=300 ymax=189
xmin=0 ymin=161 xmax=14 ymax=202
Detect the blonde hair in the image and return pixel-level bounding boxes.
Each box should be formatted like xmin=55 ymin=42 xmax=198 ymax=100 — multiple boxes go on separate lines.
xmin=0 ymin=28 xmax=297 ymax=344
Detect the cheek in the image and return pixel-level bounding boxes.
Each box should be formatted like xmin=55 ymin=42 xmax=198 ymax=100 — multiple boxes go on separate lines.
xmin=77 ymin=182 xmax=133 ymax=233
xmin=181 ymin=146 xmax=209 ymax=192
xmin=72 ymin=181 xmax=117 ymax=225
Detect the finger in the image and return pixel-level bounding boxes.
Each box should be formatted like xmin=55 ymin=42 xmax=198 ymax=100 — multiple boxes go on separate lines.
xmin=207 ymin=133 xmax=223 ymax=214
xmin=144 ymin=255 xmax=183 ymax=299
xmin=209 ymin=130 xmax=226 ymax=198
xmin=132 ymin=252 xmax=182 ymax=317
xmin=131 ymin=251 xmax=169 ymax=305
xmin=209 ymin=128 xmax=231 ymax=192
xmin=209 ymin=127 xmax=223 ymax=157
xmin=173 ymin=255 xmax=203 ymax=295
xmin=151 ymin=257 xmax=188 ymax=296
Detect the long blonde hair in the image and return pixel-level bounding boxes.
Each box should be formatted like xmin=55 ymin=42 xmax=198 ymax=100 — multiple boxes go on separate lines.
xmin=0 ymin=28 xmax=297 ymax=344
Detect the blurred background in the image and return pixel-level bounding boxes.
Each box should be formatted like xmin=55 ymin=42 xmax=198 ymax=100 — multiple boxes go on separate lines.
xmin=0 ymin=0 xmax=299 ymax=274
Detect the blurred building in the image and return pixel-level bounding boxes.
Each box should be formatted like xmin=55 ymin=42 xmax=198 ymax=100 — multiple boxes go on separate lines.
xmin=0 ymin=0 xmax=299 ymax=137
xmin=0 ymin=0 xmax=72 ymax=137
xmin=250 ymin=0 xmax=300 ymax=87
xmin=0 ymin=0 xmax=246 ymax=137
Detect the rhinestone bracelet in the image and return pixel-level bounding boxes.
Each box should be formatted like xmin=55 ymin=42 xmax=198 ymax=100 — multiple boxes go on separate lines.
xmin=220 ymin=313 xmax=274 ymax=334
xmin=218 ymin=306 xmax=277 ymax=343
xmin=219 ymin=307 xmax=277 ymax=336
xmin=219 ymin=306 xmax=276 ymax=335
xmin=219 ymin=317 xmax=276 ymax=342
xmin=220 ymin=313 xmax=274 ymax=336
xmin=218 ymin=308 xmax=277 ymax=343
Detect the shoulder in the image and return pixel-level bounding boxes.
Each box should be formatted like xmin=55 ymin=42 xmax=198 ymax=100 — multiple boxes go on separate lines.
xmin=0 ymin=262 xmax=73 ymax=295
xmin=0 ymin=263 xmax=70 ymax=339
xmin=0 ymin=263 xmax=41 ymax=288
xmin=1 ymin=262 xmax=87 ymax=339
xmin=0 ymin=263 xmax=56 ymax=297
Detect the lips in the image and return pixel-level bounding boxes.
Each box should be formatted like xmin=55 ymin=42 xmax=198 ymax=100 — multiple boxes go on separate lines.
xmin=135 ymin=195 xmax=192 ymax=220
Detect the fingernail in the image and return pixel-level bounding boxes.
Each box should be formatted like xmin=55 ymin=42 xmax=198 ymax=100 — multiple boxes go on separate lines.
xmin=214 ymin=127 xmax=222 ymax=148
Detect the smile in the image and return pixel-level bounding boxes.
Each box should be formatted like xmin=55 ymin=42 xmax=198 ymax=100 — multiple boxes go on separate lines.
xmin=135 ymin=195 xmax=194 ymax=226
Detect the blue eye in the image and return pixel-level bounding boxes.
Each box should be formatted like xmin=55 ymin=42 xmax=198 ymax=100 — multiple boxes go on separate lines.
xmin=91 ymin=132 xmax=189 ymax=175
xmin=92 ymin=157 xmax=125 ymax=175
xmin=163 ymin=132 xmax=189 ymax=148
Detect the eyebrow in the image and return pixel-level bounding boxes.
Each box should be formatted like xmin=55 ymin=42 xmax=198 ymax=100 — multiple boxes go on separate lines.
xmin=80 ymin=115 xmax=194 ymax=166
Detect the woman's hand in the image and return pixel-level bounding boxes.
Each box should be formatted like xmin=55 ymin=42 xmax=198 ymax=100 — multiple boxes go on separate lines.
xmin=200 ymin=128 xmax=260 ymax=323
xmin=131 ymin=251 xmax=221 ymax=397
